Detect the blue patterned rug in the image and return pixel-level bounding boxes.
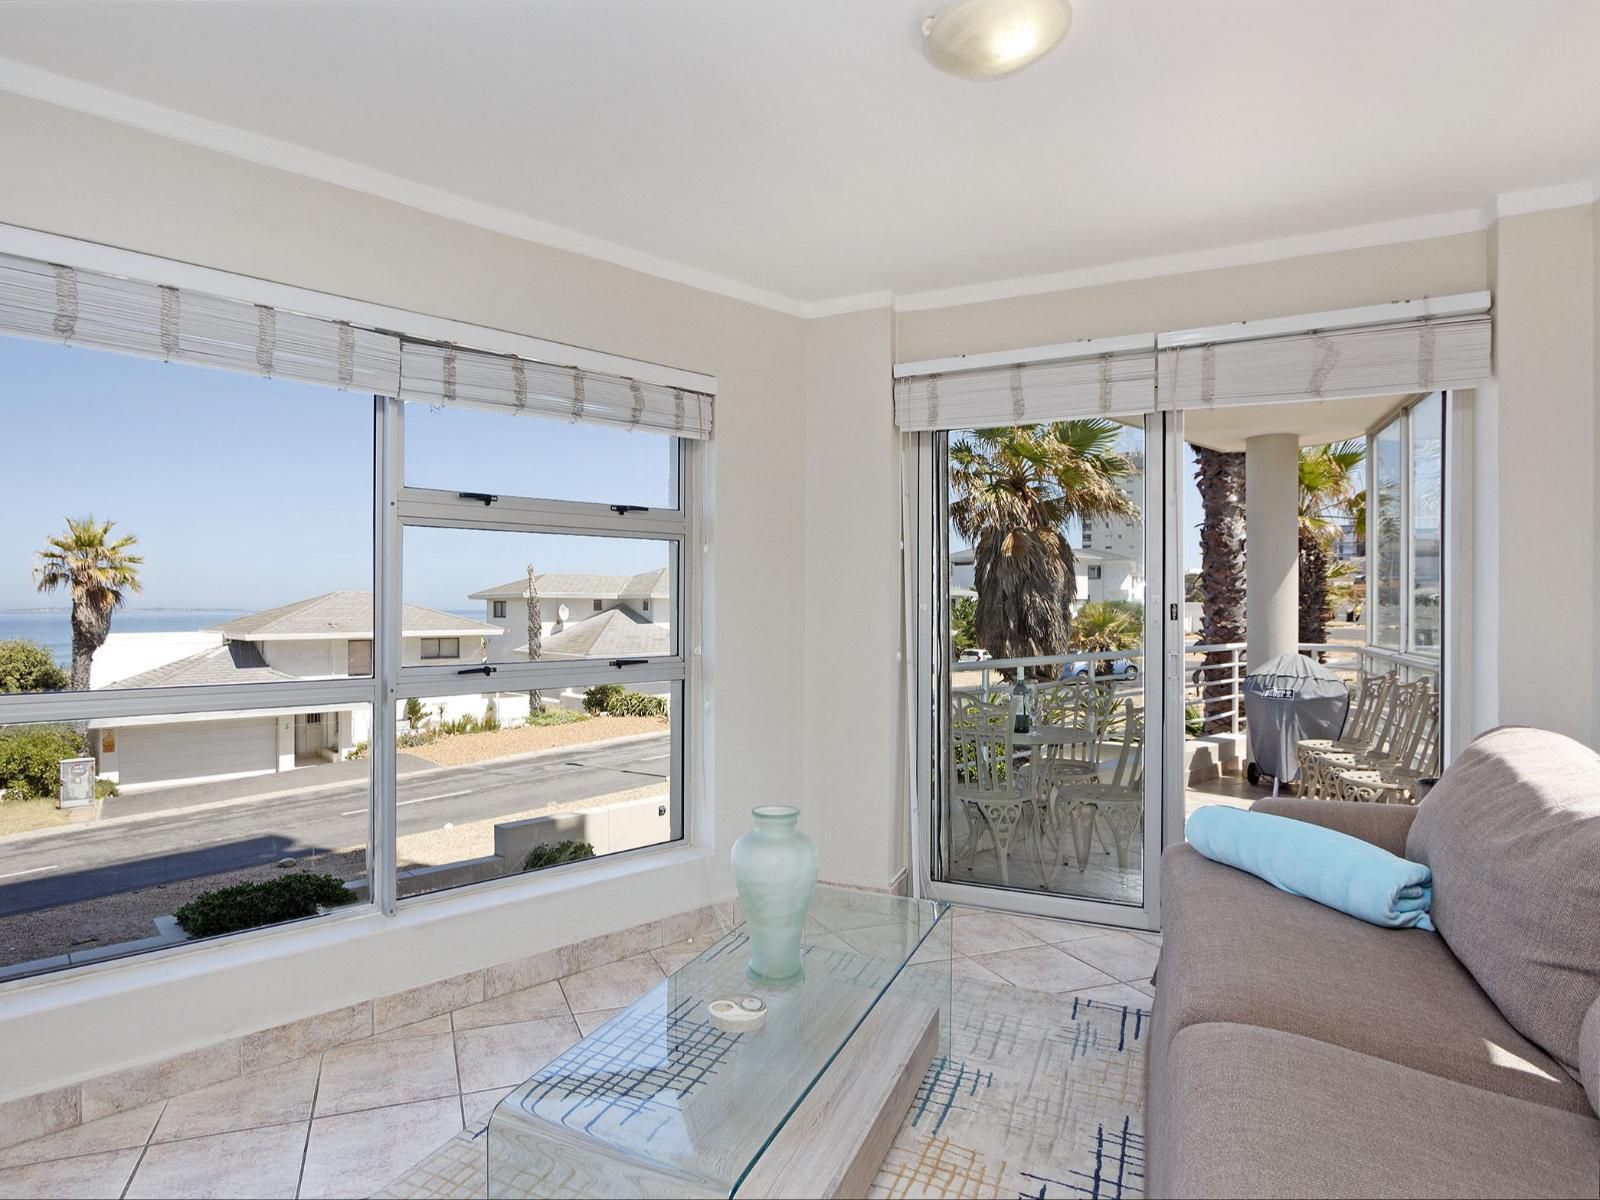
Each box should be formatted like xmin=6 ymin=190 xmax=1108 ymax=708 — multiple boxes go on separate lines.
xmin=870 ymin=977 xmax=1146 ymax=1199
xmin=379 ymin=975 xmax=1147 ymax=1199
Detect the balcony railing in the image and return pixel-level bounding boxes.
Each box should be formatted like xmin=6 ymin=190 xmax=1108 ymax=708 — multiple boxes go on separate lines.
xmin=950 ymin=642 xmax=1439 ymax=739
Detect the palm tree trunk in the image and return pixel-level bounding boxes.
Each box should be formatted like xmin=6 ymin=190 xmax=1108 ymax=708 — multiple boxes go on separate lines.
xmin=1194 ymin=448 xmax=1246 ymax=735
xmin=1298 ymin=525 xmax=1330 ymax=648
xmin=68 ymin=602 xmax=110 ymax=691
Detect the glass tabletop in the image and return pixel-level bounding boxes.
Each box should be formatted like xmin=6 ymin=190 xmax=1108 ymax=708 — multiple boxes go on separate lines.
xmin=487 ymin=885 xmax=951 ymax=1199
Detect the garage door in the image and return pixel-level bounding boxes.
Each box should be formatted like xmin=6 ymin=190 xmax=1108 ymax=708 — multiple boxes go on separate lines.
xmin=117 ymin=718 xmax=278 ymax=788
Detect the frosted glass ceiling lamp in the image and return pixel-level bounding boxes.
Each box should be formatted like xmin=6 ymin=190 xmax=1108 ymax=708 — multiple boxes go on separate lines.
xmin=922 ymin=0 xmax=1072 ymax=80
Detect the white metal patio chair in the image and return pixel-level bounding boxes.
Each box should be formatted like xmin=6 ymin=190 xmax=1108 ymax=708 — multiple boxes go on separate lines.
xmin=1047 ymin=700 xmax=1144 ymax=873
xmin=950 ymin=694 xmax=1048 ymax=888
xmin=1330 ymin=685 xmax=1440 ymax=804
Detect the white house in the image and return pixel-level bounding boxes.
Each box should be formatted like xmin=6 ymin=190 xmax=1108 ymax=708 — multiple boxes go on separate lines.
xmin=469 ymin=569 xmax=672 ymax=660
xmin=89 ymin=593 xmax=502 ymax=792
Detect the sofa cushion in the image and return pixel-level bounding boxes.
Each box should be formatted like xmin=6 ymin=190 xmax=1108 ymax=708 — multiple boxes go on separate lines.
xmin=1583 ymin=997 xmax=1600 ymax=1114
xmin=1407 ymin=726 xmax=1600 ymax=1076
xmin=1159 ymin=1022 xmax=1600 ymax=1200
xmin=1250 ymin=795 xmax=1417 ymax=856
xmin=1155 ymin=845 xmax=1590 ymax=1114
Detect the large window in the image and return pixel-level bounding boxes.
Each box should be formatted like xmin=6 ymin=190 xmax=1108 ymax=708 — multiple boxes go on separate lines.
xmin=1368 ymin=392 xmax=1445 ymax=657
xmin=0 ymin=250 xmax=701 ymax=983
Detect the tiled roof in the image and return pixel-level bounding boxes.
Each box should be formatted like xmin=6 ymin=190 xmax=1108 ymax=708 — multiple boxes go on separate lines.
xmin=514 ymin=606 xmax=670 ymax=659
xmin=110 ymin=641 xmax=298 ymax=689
xmin=207 ymin=592 xmax=501 ymax=639
xmin=470 ymin=569 xmax=670 ymax=602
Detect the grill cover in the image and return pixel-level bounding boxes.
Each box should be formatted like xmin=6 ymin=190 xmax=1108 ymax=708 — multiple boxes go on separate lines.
xmin=1241 ymin=653 xmax=1350 ymax=782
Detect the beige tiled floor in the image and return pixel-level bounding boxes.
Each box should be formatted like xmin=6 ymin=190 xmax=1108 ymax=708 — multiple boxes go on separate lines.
xmin=0 ymin=910 xmax=1159 ymax=1199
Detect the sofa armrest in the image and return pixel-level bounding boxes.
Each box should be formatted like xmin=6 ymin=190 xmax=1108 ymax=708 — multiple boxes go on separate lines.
xmin=1249 ymin=798 xmax=1417 ymax=857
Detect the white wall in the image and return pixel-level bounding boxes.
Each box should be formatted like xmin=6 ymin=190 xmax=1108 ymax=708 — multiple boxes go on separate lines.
xmin=0 ymin=92 xmax=807 ymax=1096
xmin=800 ymin=308 xmax=906 ymax=890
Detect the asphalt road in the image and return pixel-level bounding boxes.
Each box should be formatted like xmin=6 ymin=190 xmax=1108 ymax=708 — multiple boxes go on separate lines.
xmin=0 ymin=735 xmax=670 ymax=916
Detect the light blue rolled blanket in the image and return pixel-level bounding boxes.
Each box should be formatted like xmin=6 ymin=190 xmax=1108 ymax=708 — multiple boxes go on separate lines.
xmin=1186 ymin=805 xmax=1434 ymax=930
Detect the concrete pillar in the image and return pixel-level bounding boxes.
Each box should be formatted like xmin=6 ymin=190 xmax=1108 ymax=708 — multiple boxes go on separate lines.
xmin=1245 ymin=433 xmax=1300 ymax=670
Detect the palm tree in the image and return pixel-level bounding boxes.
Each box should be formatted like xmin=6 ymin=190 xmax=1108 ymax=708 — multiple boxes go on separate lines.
xmin=1298 ymin=440 xmax=1364 ymax=645
xmin=1193 ymin=447 xmax=1246 ymax=733
xmin=33 ymin=516 xmax=143 ymax=690
xmin=525 ymin=563 xmax=544 ymax=715
xmin=949 ymin=421 xmax=1137 ymax=676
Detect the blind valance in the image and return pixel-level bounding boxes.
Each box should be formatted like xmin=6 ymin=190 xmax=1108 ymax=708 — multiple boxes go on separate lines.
xmin=0 ymin=252 xmax=402 ymax=394
xmin=893 ymin=347 xmax=1157 ymax=432
xmin=396 ymin=342 xmax=714 ymax=439
xmin=1158 ymin=313 xmax=1492 ymax=410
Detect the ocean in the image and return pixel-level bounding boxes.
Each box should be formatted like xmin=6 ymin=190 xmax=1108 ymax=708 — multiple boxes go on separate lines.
xmin=0 ymin=610 xmax=249 ymax=667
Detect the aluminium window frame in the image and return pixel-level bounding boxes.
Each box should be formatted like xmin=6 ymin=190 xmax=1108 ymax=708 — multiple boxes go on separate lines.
xmin=0 ymin=223 xmax=709 ymax=975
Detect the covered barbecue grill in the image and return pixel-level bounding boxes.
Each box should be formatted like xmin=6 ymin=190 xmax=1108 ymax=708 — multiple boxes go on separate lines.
xmin=1241 ymin=653 xmax=1350 ymax=789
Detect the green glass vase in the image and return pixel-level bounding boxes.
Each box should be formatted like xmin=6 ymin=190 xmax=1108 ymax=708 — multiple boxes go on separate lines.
xmin=731 ymin=805 xmax=819 ymax=984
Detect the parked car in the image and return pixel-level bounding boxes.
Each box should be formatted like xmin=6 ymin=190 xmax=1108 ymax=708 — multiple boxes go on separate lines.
xmin=1068 ymin=657 xmax=1139 ymax=680
xmin=956 ymin=648 xmax=992 ymax=663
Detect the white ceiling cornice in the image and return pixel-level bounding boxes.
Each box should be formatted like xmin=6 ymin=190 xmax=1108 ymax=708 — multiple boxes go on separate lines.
xmin=1 ymin=55 xmax=1596 ymax=323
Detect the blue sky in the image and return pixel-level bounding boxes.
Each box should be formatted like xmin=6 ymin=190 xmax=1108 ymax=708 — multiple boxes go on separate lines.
xmin=0 ymin=337 xmax=674 ymax=612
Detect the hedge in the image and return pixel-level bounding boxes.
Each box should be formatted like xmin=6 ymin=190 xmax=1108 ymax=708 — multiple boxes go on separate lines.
xmin=522 ymin=840 xmax=596 ymax=872
xmin=173 ymin=872 xmax=356 ymax=938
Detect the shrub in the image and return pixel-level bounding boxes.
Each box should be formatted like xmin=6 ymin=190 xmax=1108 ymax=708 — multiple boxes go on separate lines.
xmin=583 ymin=684 xmax=625 ymax=714
xmin=525 ymin=708 xmax=588 ymax=727
xmin=481 ymin=698 xmax=500 ymax=732
xmin=94 ymin=778 xmax=119 ymax=800
xmin=402 ymin=697 xmax=426 ymax=726
xmin=0 ymin=640 xmax=69 ymax=694
xmin=349 ymin=740 xmax=369 ymax=760
xmin=608 ymin=690 xmax=668 ymax=718
xmin=521 ymin=840 xmax=596 ymax=872
xmin=173 ymin=872 xmax=356 ymax=938
xmin=0 ymin=724 xmax=85 ymax=800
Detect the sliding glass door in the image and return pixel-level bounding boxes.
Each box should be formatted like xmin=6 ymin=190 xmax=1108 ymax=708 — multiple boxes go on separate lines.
xmin=914 ymin=414 xmax=1176 ymax=929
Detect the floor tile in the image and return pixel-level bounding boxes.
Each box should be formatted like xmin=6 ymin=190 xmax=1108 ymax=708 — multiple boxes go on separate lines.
xmin=373 ymin=1015 xmax=454 ymax=1041
xmin=651 ymin=940 xmax=705 ymax=975
xmin=80 ymin=1039 xmax=241 ymax=1122
xmin=1067 ymin=981 xmax=1156 ymax=1012
xmin=0 ymin=1087 xmax=79 ymax=1154
xmin=0 ymin=1101 xmax=162 ymax=1168
xmin=373 ymin=972 xmax=485 ymax=1035
xmin=557 ymin=953 xmax=664 ymax=1014
xmin=126 ymin=1122 xmax=307 ymax=1199
xmin=969 ymin=944 xmax=1116 ymax=993
xmin=460 ymin=1087 xmax=512 ymax=1129
xmin=454 ymin=1015 xmax=581 ymax=1092
xmin=314 ymin=1032 xmax=459 ymax=1117
xmin=152 ymin=1056 xmax=319 ymax=1143
xmin=950 ymin=908 xmax=1046 ymax=957
xmin=1059 ymin=930 xmax=1162 ymax=982
xmin=0 ymin=1146 xmax=142 ymax=1199
xmin=1128 ymin=976 xmax=1156 ymax=998
xmin=1002 ymin=914 xmax=1106 ymax=944
xmin=242 ymin=1002 xmax=372 ymax=1073
xmin=300 ymin=1096 xmax=463 ymax=1200
xmin=450 ymin=981 xmax=568 ymax=1032
xmin=573 ymin=1007 xmax=624 ymax=1037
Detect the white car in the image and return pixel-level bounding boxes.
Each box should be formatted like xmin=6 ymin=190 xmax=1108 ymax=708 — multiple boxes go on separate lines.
xmin=956 ymin=648 xmax=992 ymax=663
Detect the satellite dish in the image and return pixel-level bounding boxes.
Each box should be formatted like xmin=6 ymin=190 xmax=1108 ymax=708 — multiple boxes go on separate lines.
xmin=557 ymin=603 xmax=570 ymax=622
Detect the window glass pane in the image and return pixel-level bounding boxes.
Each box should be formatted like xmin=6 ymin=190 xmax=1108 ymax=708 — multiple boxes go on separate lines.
xmin=1408 ymin=393 xmax=1444 ymax=656
xmin=943 ymin=420 xmax=1147 ymax=908
xmin=1370 ymin=419 xmax=1404 ymax=649
xmin=393 ymin=684 xmax=676 ymax=901
xmin=0 ymin=705 xmax=371 ymax=981
xmin=402 ymin=529 xmax=674 ymax=665
xmin=0 ymin=337 xmax=373 ymax=695
xmin=403 ymin=403 xmax=676 ymax=509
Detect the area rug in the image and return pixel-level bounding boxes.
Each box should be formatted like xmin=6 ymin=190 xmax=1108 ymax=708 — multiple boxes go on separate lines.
xmin=377 ymin=975 xmax=1147 ymax=1199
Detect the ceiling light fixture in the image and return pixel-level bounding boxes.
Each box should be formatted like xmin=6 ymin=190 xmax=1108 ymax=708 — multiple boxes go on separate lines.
xmin=922 ymin=0 xmax=1072 ymax=80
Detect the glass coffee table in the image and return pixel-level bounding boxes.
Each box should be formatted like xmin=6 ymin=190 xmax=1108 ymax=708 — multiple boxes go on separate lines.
xmin=487 ymin=886 xmax=951 ymax=1199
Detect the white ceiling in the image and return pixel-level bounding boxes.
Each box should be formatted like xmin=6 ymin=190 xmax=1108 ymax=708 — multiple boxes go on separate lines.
xmin=1177 ymin=393 xmax=1406 ymax=453
xmin=1 ymin=0 xmax=1598 ymax=313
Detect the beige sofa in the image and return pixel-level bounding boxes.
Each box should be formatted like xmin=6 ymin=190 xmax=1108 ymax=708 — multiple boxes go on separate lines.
xmin=1147 ymin=726 xmax=1600 ymax=1198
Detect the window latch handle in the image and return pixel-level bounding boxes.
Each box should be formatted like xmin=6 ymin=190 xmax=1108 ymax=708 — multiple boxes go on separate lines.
xmin=459 ymin=492 xmax=499 ymax=506
xmin=457 ymin=664 xmax=497 ymax=676
xmin=609 ymin=657 xmax=648 ymax=669
xmin=610 ymin=504 xmax=650 ymax=515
